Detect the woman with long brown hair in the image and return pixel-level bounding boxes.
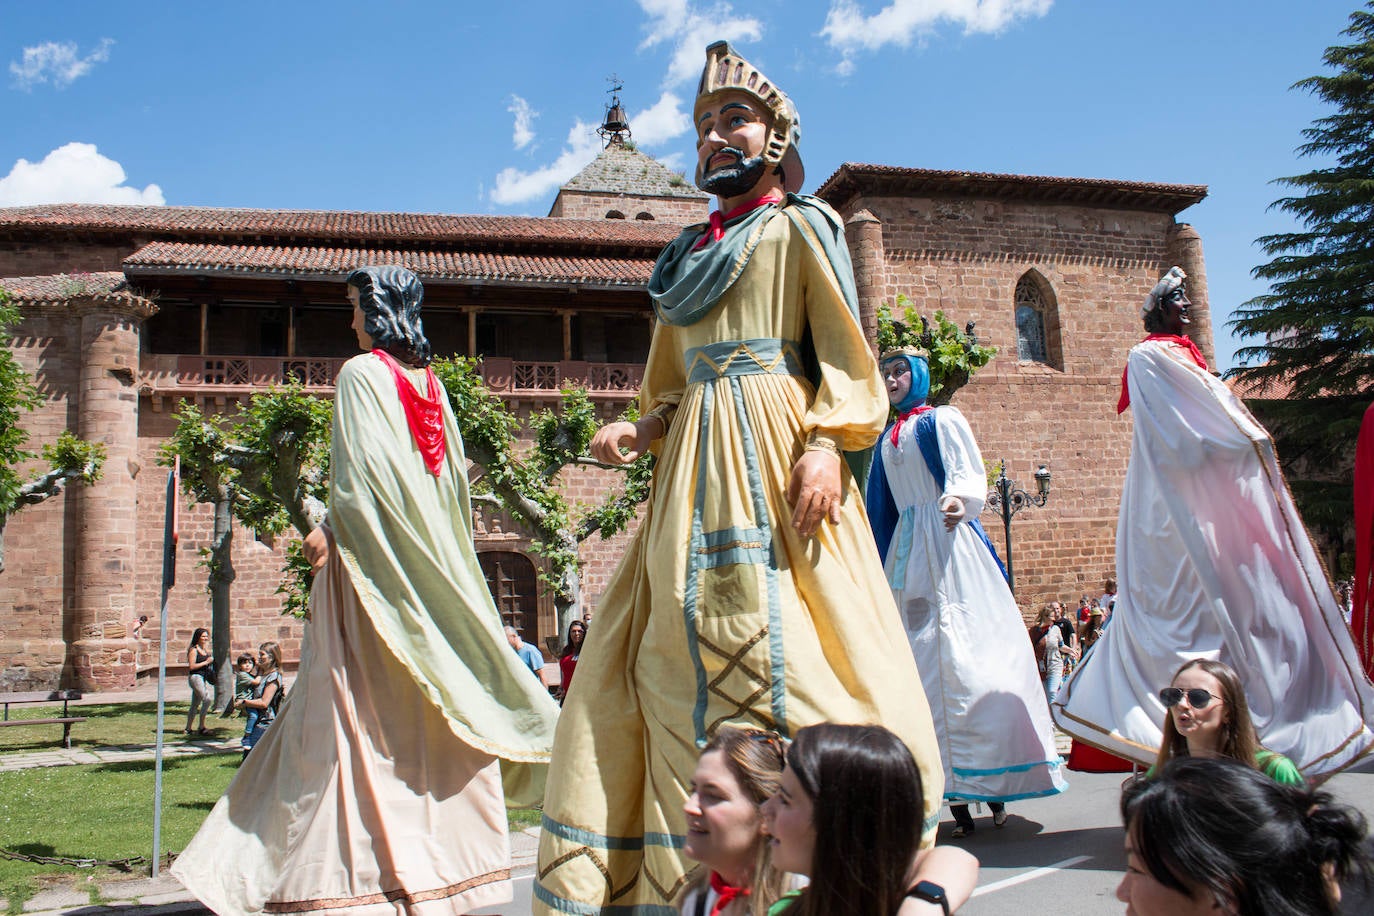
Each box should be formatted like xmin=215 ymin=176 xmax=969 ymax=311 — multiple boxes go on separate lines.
xmin=678 ymin=726 xmax=788 ymax=916
xmin=1151 ymin=658 xmax=1302 ymax=784
xmin=763 ymin=724 xmax=978 ymax=915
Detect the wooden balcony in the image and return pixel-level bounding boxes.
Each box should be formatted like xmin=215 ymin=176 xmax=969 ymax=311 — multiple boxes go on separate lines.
xmin=139 ymin=354 xmax=644 ymax=406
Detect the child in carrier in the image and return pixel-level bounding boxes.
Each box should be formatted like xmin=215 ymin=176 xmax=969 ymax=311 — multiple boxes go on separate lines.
xmin=222 ymin=653 xmax=259 ymax=718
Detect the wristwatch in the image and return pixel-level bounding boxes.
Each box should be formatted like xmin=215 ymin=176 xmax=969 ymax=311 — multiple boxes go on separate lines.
xmin=906 ymin=880 xmax=950 ymax=915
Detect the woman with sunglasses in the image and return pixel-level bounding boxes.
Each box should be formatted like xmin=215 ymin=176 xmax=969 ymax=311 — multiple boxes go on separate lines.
xmin=763 ymin=723 xmax=979 ymax=915
xmin=1150 ymin=658 xmax=1302 ymax=785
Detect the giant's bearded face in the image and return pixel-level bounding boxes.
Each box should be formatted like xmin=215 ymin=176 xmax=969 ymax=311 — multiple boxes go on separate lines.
xmin=694 ymin=90 xmax=772 ymax=199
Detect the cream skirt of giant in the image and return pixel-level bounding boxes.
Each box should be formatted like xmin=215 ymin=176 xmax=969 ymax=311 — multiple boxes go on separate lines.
xmin=172 ymin=557 xmax=512 ymax=916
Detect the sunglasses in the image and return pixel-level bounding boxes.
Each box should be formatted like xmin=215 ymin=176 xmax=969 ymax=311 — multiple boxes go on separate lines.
xmin=1158 ymin=687 xmax=1222 ymax=710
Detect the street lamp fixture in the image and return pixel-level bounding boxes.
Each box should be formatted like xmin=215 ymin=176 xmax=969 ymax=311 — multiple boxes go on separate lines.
xmin=985 ymin=460 xmax=1051 ymax=595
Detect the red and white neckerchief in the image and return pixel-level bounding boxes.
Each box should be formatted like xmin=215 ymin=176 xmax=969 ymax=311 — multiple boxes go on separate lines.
xmin=891 ymin=404 xmax=933 ymax=448
xmin=372 ymin=348 xmax=446 ymax=476
xmin=692 ymin=191 xmax=784 ymax=251
xmin=1117 ymin=334 xmax=1209 ymax=414
xmin=708 ymin=871 xmax=750 ymax=916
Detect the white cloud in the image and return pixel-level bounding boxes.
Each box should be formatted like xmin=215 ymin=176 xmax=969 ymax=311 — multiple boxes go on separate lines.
xmin=637 ymin=0 xmax=764 ymax=88
xmin=0 ymin=143 xmax=165 ymax=206
xmin=487 ymin=1 xmax=763 ymax=208
xmin=490 ymin=120 xmax=601 ymax=206
xmin=508 ymin=95 xmax=538 ymax=150
xmin=631 ymin=92 xmax=690 ymax=147
xmin=821 ymin=0 xmax=1051 ymax=72
xmin=10 ymin=38 xmax=114 ymax=90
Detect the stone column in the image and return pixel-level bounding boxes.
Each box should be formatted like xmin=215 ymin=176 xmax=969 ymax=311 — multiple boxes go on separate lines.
xmin=66 ymin=296 xmax=157 ymax=690
xmin=1167 ymin=223 xmax=1214 ymax=367
xmin=845 ymin=209 xmax=888 ymax=352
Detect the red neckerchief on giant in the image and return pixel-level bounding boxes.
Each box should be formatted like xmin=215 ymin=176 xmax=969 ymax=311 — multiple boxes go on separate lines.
xmin=1117 ymin=334 xmax=1208 ymax=414
xmin=708 ymin=871 xmax=750 ymax=916
xmin=372 ymin=348 xmax=446 ymax=476
xmin=891 ymin=404 xmax=933 ymax=448
xmin=693 ymin=191 xmax=784 ymax=251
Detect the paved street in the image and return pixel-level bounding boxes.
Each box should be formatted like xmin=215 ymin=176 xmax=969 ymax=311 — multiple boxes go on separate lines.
xmin=6 ymin=680 xmax=1374 ymax=915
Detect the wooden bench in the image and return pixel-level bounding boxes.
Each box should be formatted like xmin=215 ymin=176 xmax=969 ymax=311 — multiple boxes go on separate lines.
xmin=0 ymin=689 xmax=86 ymax=748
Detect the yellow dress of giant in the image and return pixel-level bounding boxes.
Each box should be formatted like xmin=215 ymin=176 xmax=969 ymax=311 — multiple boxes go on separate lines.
xmin=535 ymin=200 xmax=943 ymax=914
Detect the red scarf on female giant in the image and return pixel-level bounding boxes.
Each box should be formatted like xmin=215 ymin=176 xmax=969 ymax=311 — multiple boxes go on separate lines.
xmin=1116 ymin=334 xmax=1208 ymax=414
xmin=891 ymin=404 xmax=933 ymax=447
xmin=372 ymin=348 xmax=446 ymax=476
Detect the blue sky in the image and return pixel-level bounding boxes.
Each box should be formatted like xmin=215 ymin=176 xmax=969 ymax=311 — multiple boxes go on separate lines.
xmin=1 ymin=0 xmax=1360 ymax=370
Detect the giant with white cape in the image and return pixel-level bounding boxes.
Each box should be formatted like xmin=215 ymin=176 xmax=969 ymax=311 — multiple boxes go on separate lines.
xmin=1052 ymin=336 xmax=1374 ymax=777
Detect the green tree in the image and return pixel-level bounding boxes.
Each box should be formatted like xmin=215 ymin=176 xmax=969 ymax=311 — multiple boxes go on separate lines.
xmin=159 ymin=387 xmax=332 ymax=699
xmin=163 ymin=361 xmax=650 ymax=645
xmin=433 ymin=356 xmax=651 ymax=635
xmin=1228 ymin=3 xmax=1374 ymax=567
xmin=876 ymin=296 xmax=998 ymax=406
xmin=0 ymin=291 xmax=105 ymax=573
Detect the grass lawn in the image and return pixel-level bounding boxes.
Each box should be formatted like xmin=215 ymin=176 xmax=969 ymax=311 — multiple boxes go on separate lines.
xmin=0 ymin=702 xmax=543 ymax=912
xmin=0 ymin=753 xmax=238 ymax=912
xmin=0 ymin=700 xmax=233 ymax=754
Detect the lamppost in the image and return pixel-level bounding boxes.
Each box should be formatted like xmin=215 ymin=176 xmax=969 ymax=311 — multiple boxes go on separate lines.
xmin=984 ymin=460 xmax=1051 ymax=595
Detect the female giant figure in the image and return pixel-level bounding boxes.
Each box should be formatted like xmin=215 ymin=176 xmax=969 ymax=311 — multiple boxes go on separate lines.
xmin=174 ymin=266 xmax=559 ymax=915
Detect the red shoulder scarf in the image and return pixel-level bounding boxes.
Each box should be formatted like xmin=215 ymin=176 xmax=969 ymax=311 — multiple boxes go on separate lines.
xmin=693 ymin=191 xmax=784 ymax=250
xmin=371 ymin=349 xmax=446 ymax=476
xmin=1117 ymin=334 xmax=1208 ymax=414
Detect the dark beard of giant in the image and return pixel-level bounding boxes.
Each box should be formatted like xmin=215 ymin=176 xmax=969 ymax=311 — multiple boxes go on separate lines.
xmin=696 ymin=149 xmax=769 ymax=199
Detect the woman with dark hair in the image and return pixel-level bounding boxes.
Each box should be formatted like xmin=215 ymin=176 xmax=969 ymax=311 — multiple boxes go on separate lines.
xmin=1150 ymin=658 xmax=1302 ymax=785
xmin=174 ymin=266 xmax=559 ymax=915
xmin=185 ymin=628 xmax=213 ymax=736
xmin=764 ymin=723 xmax=978 ymax=915
xmin=558 ymin=619 xmax=586 ymax=703
xmin=1119 ymin=756 xmax=1370 ymax=915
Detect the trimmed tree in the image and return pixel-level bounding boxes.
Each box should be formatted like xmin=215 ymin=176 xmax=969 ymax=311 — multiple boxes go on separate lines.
xmin=1228 ymin=3 xmax=1374 ymax=569
xmin=433 ymin=356 xmax=652 ymax=636
xmin=875 ymin=296 xmax=998 ymax=406
xmin=164 ymin=360 xmax=650 ymax=649
xmin=0 ymin=291 xmax=106 ymax=573
xmin=160 ymin=387 xmax=332 ymax=700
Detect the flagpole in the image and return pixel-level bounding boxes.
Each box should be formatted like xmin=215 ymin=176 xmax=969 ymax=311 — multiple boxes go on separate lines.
xmin=152 ymin=458 xmax=179 ymax=877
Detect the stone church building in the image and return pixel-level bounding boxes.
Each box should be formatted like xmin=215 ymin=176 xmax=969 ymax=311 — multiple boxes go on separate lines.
xmin=0 ymin=121 xmax=1211 ymax=691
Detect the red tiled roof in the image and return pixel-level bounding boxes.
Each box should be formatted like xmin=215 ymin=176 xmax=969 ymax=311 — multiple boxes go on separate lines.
xmin=0 ymin=271 xmax=142 ymax=302
xmin=817 ymin=163 xmax=1207 ymax=214
xmin=122 ymin=242 xmax=658 ymax=287
xmin=0 ymin=203 xmax=682 ymax=251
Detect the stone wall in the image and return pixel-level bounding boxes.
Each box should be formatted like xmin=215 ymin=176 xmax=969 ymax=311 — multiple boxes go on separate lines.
xmin=836 ymin=193 xmax=1192 ymax=614
xmin=550 ymin=191 xmax=709 ymax=225
xmin=0 ymin=309 xmax=79 ymax=690
xmin=0 ymin=237 xmax=137 ymax=278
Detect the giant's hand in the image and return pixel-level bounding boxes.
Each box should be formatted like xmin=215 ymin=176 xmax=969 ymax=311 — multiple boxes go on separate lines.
xmin=939 ymin=495 xmax=966 ymax=531
xmin=302 ymin=523 xmax=334 ymax=575
xmin=590 ymin=418 xmax=659 ymax=465
xmin=787 ymin=449 xmax=842 ymax=538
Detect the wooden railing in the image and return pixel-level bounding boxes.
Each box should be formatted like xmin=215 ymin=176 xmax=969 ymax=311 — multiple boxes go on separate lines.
xmin=140 ymin=355 xmax=644 ymax=398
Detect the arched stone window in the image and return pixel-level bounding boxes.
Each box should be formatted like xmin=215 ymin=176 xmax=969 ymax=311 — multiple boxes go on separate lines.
xmin=1013 ymin=271 xmax=1062 ymax=369
xmin=478 ymin=551 xmax=540 ymax=644
xmin=634 ymin=212 xmax=655 ymax=221
xmin=605 ymin=210 xmax=626 ymax=220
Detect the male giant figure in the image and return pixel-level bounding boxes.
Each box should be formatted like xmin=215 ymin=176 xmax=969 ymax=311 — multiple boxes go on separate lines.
xmin=1052 ymin=267 xmax=1374 ymax=778
xmin=534 ymin=42 xmax=943 ymax=913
